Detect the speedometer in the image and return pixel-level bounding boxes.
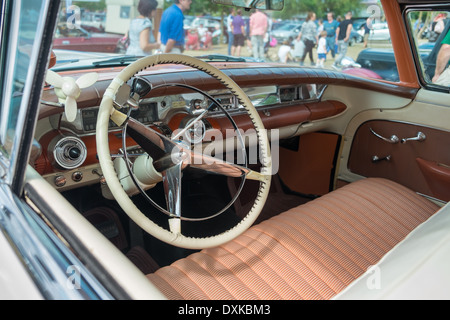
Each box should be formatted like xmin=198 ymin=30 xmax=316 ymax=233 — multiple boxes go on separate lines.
xmin=81 ymin=102 xmax=158 ymax=133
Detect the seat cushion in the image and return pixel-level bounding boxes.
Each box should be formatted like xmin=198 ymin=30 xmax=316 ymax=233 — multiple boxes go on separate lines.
xmin=146 ymin=178 xmax=439 ymax=299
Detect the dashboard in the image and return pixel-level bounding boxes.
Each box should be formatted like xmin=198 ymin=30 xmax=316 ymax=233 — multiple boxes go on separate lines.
xmin=48 ymin=83 xmax=328 ymax=135
xmin=36 ymin=64 xmax=387 ymax=192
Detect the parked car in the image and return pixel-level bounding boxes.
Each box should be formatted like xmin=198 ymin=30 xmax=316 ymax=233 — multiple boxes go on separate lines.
xmin=352 ymin=18 xmax=367 ymax=31
xmin=349 ymin=27 xmax=364 ymax=46
xmin=53 ymin=24 xmax=122 ymax=53
xmin=271 ymin=22 xmax=303 ymax=43
xmin=352 ymin=48 xmax=400 ymax=81
xmin=2 ymin=0 xmax=450 ymax=303
xmin=80 ymin=11 xmax=106 ymax=33
xmin=348 ymin=21 xmax=448 ymax=82
xmin=183 ymin=14 xmax=195 ymax=30
xmin=190 ymin=16 xmax=227 ymax=44
xmin=357 ymin=21 xmax=391 ymax=41
xmin=190 ymin=17 xmax=222 ymax=33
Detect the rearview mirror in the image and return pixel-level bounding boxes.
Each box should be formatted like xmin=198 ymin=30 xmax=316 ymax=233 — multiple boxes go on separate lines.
xmin=212 ymin=0 xmax=284 ymax=11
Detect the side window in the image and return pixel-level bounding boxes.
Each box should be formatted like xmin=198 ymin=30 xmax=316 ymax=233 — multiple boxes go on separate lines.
xmin=336 ymin=6 xmax=399 ymax=83
xmin=0 ymin=0 xmax=46 ymax=156
xmin=407 ymin=9 xmax=450 ymax=89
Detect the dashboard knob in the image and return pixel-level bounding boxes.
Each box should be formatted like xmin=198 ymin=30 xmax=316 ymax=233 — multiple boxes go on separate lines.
xmin=72 ymin=171 xmax=83 ymax=182
xmin=68 ymin=146 xmax=81 ymax=159
xmin=54 ymin=175 xmax=66 ymax=187
xmin=48 ymin=135 xmax=87 ymax=170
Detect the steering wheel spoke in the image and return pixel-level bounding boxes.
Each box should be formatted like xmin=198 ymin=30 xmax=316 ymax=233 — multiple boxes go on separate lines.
xmin=125 ymin=117 xmax=176 ymax=161
xmin=188 ymin=150 xmax=267 ymax=181
xmin=161 ymin=162 xmax=183 ymax=234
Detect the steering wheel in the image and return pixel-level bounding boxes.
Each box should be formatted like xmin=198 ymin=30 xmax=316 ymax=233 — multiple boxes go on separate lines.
xmin=96 ymin=54 xmax=271 ymax=249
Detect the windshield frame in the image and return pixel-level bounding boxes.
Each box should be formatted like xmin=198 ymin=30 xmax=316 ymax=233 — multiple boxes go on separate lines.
xmin=0 ymin=0 xmax=59 ymax=194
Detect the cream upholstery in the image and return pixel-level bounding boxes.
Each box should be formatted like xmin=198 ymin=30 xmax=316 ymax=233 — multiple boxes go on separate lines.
xmin=146 ymin=178 xmax=439 ymax=299
xmin=334 ymin=200 xmax=450 ymax=300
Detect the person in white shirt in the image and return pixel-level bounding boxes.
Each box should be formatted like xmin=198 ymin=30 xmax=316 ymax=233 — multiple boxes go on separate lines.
xmin=316 ymin=30 xmax=328 ymax=68
xmin=278 ymin=39 xmax=293 ymax=63
xmin=197 ymin=23 xmax=207 ymax=48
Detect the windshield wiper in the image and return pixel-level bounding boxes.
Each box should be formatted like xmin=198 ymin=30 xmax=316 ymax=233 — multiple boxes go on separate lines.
xmin=195 ymin=54 xmax=246 ymax=62
xmin=92 ymin=55 xmax=143 ymax=67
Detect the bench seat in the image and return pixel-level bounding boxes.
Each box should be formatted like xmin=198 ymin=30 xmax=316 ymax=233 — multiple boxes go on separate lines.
xmin=146 ymin=178 xmax=440 ymax=300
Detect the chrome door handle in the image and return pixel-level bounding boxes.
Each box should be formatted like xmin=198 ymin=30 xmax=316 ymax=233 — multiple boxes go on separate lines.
xmin=369 ymin=128 xmax=399 ymax=144
xmin=401 ymin=132 xmax=426 ymax=143
xmin=372 ymin=155 xmax=391 ymax=163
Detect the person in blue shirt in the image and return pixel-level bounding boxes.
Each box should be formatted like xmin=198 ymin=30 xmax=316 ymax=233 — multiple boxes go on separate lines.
xmin=323 ymin=12 xmax=339 ymax=58
xmin=159 ymin=0 xmax=192 ymax=53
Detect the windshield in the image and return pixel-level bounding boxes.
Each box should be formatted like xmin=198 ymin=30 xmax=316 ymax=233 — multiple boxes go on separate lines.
xmin=278 ymin=23 xmax=301 ymax=31
xmin=51 ymin=1 xmax=397 ymax=82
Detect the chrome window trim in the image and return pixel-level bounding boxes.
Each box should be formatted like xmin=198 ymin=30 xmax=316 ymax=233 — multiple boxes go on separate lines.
xmin=0 ymin=0 xmax=61 ymax=195
xmin=0 ymin=0 xmax=21 ymax=143
xmin=403 ymin=4 xmax=450 ymax=93
xmin=0 ymin=181 xmax=113 ymax=299
xmin=7 ymin=1 xmax=50 ymax=189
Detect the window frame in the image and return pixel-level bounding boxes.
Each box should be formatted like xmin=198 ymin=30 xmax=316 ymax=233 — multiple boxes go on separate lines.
xmin=0 ymin=0 xmax=60 ymax=194
xmin=404 ymin=4 xmax=450 ymax=93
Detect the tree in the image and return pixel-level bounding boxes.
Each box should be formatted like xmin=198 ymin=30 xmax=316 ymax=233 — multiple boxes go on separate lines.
xmin=272 ymin=0 xmax=363 ymax=20
xmin=73 ymin=0 xmax=106 ymax=12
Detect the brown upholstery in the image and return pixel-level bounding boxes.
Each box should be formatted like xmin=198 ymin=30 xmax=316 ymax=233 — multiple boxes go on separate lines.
xmin=146 ymin=178 xmax=439 ymax=299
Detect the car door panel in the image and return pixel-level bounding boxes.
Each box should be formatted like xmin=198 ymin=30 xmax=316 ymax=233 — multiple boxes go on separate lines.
xmin=345 ymin=89 xmax=450 ymax=202
xmin=416 ymin=158 xmax=450 ymax=202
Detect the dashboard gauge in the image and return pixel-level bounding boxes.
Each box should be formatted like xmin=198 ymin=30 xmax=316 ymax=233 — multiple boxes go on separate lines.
xmin=279 ymin=87 xmax=297 ymax=102
xmin=80 ymin=102 xmax=158 ymax=132
xmin=182 ymin=118 xmax=206 ymax=144
xmin=209 ymin=95 xmax=235 ymax=112
xmin=189 ymin=99 xmax=207 ymax=115
xmin=129 ymin=102 xmax=158 ymax=123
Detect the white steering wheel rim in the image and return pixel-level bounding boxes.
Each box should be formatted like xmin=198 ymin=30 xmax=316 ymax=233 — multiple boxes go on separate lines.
xmin=96 ymin=54 xmax=271 ymax=249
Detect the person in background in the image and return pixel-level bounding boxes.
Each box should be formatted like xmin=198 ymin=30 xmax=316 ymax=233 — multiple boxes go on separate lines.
xmin=316 ymin=30 xmax=328 ymax=68
xmin=323 ymin=12 xmax=339 ymax=58
xmin=278 ymin=39 xmax=293 ymax=63
xmin=333 ymin=11 xmax=353 ymax=69
xmin=226 ymin=8 xmax=235 ymax=55
xmin=185 ymin=28 xmax=200 ymax=50
xmin=433 ymin=13 xmax=447 ymax=38
xmin=202 ymin=29 xmax=213 ymax=50
xmin=197 ymin=23 xmax=207 ymax=48
xmin=126 ymin=0 xmax=160 ymax=56
xmin=158 ymin=0 xmax=192 ymax=53
xmin=317 ymin=19 xmax=324 ymax=35
xmin=245 ymin=15 xmax=252 ymax=54
xmin=231 ymin=9 xmax=246 ymax=57
xmin=432 ymin=30 xmax=450 ymax=85
xmin=297 ymin=11 xmax=318 ymax=66
xmin=249 ymin=9 xmax=268 ymax=60
xmin=362 ymin=16 xmax=372 ymax=48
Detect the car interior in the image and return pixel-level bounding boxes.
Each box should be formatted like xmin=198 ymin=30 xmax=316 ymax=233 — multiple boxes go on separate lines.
xmin=9 ymin=0 xmax=450 ymax=299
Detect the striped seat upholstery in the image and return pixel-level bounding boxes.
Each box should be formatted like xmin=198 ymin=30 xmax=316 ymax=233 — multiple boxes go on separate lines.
xmin=146 ymin=178 xmax=439 ymax=299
